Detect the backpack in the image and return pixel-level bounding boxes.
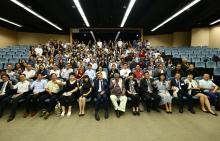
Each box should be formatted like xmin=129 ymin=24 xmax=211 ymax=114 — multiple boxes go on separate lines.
xmin=215 ymin=96 xmax=220 ymax=111
xmin=55 ymin=101 xmax=61 ymax=116
xmin=213 ymin=55 xmax=220 ymax=62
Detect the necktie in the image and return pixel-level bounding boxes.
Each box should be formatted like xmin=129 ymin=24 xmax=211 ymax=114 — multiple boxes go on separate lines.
xmin=147 ymin=79 xmax=153 ymax=90
xmin=177 ymin=80 xmax=181 ymax=89
xmin=0 ymin=82 xmax=6 ymax=93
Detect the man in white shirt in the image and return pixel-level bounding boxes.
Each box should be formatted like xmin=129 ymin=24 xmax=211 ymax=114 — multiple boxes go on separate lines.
xmin=117 ymin=38 xmax=123 ymax=47
xmin=0 ymin=73 xmax=31 ymax=122
xmin=61 ymin=63 xmax=73 ymax=80
xmin=120 ymin=63 xmax=131 ymax=79
xmin=97 ymin=39 xmax=102 ymax=48
xmin=85 ymin=64 xmax=96 ymax=80
xmin=23 ymin=64 xmax=36 ymax=81
xmin=152 ymin=49 xmax=160 ymax=58
xmin=146 ymin=40 xmax=150 ymax=49
xmin=90 ymin=59 xmax=98 ymax=70
xmin=50 ymin=65 xmax=60 ymax=77
xmin=108 ymin=59 xmax=118 ymax=70
xmin=6 ymin=64 xmax=15 ymax=79
xmin=35 ymin=44 xmax=43 ymax=56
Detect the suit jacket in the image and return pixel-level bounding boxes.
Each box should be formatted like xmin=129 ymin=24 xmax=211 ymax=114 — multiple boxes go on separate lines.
xmin=170 ymin=79 xmax=188 ymax=92
xmin=0 ymin=81 xmax=15 ymax=96
xmin=108 ymin=69 xmax=119 ymax=78
xmin=171 ymin=69 xmax=184 ymax=77
xmin=181 ymin=63 xmax=189 ymax=76
xmin=93 ymin=78 xmax=109 ymax=95
xmin=140 ymin=78 xmax=156 ymax=93
xmin=125 ymin=79 xmax=138 ymax=95
xmin=154 ymin=68 xmax=167 ymax=77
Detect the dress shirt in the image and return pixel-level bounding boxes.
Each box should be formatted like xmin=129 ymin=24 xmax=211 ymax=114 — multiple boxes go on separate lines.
xmin=97 ymin=42 xmax=102 ymax=48
xmin=30 ymin=79 xmax=47 ymax=92
xmin=118 ymin=41 xmax=123 ymax=47
xmin=23 ymin=70 xmax=36 ymax=79
xmin=199 ymin=79 xmax=216 ymax=92
xmin=98 ymin=80 xmax=103 ymax=92
xmin=109 ymin=63 xmax=118 ymax=69
xmin=61 ymin=68 xmax=73 ymax=79
xmin=85 ymin=69 xmax=96 ymax=79
xmin=13 ymin=80 xmax=29 ymax=93
xmin=35 ymin=48 xmax=43 ymax=56
xmin=50 ymin=70 xmax=60 ymax=77
xmin=6 ymin=70 xmax=15 ymax=79
xmin=120 ymin=69 xmax=131 ymax=78
xmin=45 ymin=80 xmax=61 ymax=93
xmin=90 ymin=63 xmax=98 ymax=70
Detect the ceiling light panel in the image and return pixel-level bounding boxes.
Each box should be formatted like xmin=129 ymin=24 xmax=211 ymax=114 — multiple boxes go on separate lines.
xmin=120 ymin=0 xmax=136 ymax=27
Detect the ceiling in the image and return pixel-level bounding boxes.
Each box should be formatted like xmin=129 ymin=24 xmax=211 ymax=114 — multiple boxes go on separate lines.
xmin=0 ymin=0 xmax=220 ymax=36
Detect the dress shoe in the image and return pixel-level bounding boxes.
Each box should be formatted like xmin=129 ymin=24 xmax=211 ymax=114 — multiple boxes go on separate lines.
xmin=39 ymin=110 xmax=46 ymax=117
xmin=188 ymin=109 xmax=195 ymax=114
xmin=132 ymin=111 xmax=136 ymax=116
xmin=31 ymin=111 xmax=37 ymax=117
xmin=105 ymin=111 xmax=109 ymax=119
xmin=146 ymin=108 xmax=151 ymax=113
xmin=23 ymin=112 xmax=29 ymax=118
xmin=210 ymin=112 xmax=218 ymax=116
xmin=44 ymin=112 xmax=50 ymax=119
xmin=136 ymin=111 xmax=140 ymax=116
xmin=179 ymin=109 xmax=183 ymax=113
xmin=169 ymin=112 xmax=172 ymax=114
xmin=95 ymin=112 xmax=100 ymax=121
xmin=152 ymin=108 xmax=161 ymax=112
xmin=7 ymin=115 xmax=15 ymax=122
xmin=116 ymin=110 xmax=120 ymax=117
xmin=0 ymin=115 xmax=2 ymax=118
xmin=119 ymin=111 xmax=123 ymax=116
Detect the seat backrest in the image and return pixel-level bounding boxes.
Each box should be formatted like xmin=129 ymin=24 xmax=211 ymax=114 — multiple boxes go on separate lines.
xmin=166 ymin=67 xmax=174 ymax=77
xmin=195 ymin=62 xmax=205 ymax=68
xmin=213 ymin=68 xmax=220 ymax=76
xmin=0 ymin=58 xmax=8 ymax=63
xmin=206 ymin=61 xmax=216 ymax=68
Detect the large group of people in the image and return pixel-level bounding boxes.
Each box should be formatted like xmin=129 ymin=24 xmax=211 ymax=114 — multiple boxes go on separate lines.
xmin=0 ymin=38 xmax=219 ymax=122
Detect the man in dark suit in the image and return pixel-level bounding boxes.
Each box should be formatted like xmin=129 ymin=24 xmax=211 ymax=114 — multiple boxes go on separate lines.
xmin=154 ymin=63 xmax=167 ymax=77
xmin=169 ymin=72 xmax=195 ymax=114
xmin=181 ymin=58 xmax=189 ymax=77
xmin=0 ymin=74 xmax=15 ymax=103
xmin=171 ymin=63 xmax=184 ymax=77
xmin=140 ymin=72 xmax=161 ymax=113
xmin=93 ymin=72 xmax=109 ymax=121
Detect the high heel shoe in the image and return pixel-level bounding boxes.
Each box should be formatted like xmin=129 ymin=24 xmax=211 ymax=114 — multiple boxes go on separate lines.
xmin=209 ymin=111 xmax=218 ymax=116
xmin=166 ymin=111 xmax=169 ymax=114
xmin=136 ymin=111 xmax=140 ymax=116
xmin=79 ymin=114 xmax=82 ymax=117
xmin=132 ymin=111 xmax=136 ymax=116
xmin=169 ymin=112 xmax=172 ymax=114
xmin=81 ymin=114 xmax=85 ymax=116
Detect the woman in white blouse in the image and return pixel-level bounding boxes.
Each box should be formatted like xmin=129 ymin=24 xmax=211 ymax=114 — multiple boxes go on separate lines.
xmin=184 ymin=74 xmax=217 ymax=116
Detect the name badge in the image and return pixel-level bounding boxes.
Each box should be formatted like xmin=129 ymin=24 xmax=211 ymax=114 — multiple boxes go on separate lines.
xmin=181 ymin=83 xmax=184 ymax=85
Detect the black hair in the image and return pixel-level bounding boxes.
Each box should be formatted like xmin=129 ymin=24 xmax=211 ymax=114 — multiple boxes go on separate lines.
xmin=69 ymin=72 xmax=76 ymax=77
xmin=159 ymin=73 xmax=166 ymax=82
xmin=83 ymin=75 xmax=90 ymax=83
xmin=1 ymin=74 xmax=10 ymax=79
xmin=50 ymin=73 xmax=57 ymax=77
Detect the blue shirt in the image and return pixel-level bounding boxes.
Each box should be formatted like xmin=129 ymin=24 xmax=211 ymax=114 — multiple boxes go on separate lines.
xmin=37 ymin=69 xmax=48 ymax=76
xmin=30 ymin=79 xmax=47 ymax=92
xmin=199 ymin=79 xmax=216 ymax=92
xmin=85 ymin=69 xmax=96 ymax=79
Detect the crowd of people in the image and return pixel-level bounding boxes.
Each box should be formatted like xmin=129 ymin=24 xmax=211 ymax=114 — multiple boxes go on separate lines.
xmin=0 ymin=38 xmax=219 ymax=122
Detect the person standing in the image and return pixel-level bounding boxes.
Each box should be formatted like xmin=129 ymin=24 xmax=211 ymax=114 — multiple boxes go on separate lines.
xmin=93 ymin=72 xmax=109 ymax=121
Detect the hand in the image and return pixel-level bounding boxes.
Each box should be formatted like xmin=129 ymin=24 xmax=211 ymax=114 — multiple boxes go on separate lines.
xmin=34 ymin=91 xmax=39 ymax=95
xmin=148 ymin=90 xmax=152 ymax=94
xmin=122 ymin=91 xmax=125 ymax=96
xmin=83 ymin=94 xmax=87 ymax=96
xmin=92 ymin=83 xmax=94 ymax=87
xmin=29 ymin=82 xmax=32 ymax=86
xmin=54 ymin=81 xmax=58 ymax=84
xmin=66 ymin=92 xmax=72 ymax=96
xmin=100 ymin=91 xmax=104 ymax=95
xmin=168 ymin=80 xmax=171 ymax=84
xmin=8 ymin=80 xmax=12 ymax=85
xmin=153 ymin=81 xmax=157 ymax=85
xmin=0 ymin=93 xmax=4 ymax=96
xmin=185 ymin=80 xmax=189 ymax=84
xmin=48 ymin=91 xmax=52 ymax=95
xmin=172 ymin=88 xmax=176 ymax=91
xmin=210 ymin=87 xmax=214 ymax=90
xmin=158 ymin=69 xmax=161 ymax=72
xmin=212 ymin=90 xmax=217 ymax=94
xmin=13 ymin=94 xmax=19 ymax=98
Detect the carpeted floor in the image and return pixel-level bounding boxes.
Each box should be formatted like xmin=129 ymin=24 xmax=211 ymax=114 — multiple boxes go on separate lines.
xmin=0 ymin=101 xmax=219 ymax=141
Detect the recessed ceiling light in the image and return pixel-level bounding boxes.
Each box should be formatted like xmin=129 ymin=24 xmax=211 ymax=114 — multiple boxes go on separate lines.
xmin=198 ymin=23 xmax=201 ymax=24
xmin=72 ymin=5 xmax=76 ymax=8
xmin=27 ymin=5 xmax=32 ymax=8
xmin=120 ymin=0 xmax=136 ymax=27
xmin=123 ymin=5 xmax=126 ymax=8
xmin=0 ymin=17 xmax=22 ymax=27
xmin=210 ymin=19 xmax=220 ymax=25
xmin=11 ymin=0 xmax=62 ymax=30
xmin=151 ymin=0 xmax=200 ymax=31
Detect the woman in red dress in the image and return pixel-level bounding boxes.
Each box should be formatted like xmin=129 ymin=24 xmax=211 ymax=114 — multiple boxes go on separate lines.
xmin=75 ymin=66 xmax=85 ymax=80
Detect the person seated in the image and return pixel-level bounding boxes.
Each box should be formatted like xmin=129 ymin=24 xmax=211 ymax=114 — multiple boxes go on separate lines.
xmin=96 ymin=66 xmax=107 ymax=79
xmin=0 ymin=70 xmax=6 ymax=82
xmin=0 ymin=74 xmax=15 ymax=103
xmin=199 ymin=73 xmax=220 ymax=111
xmin=145 ymin=65 xmax=154 ymax=78
xmin=147 ymin=58 xmax=156 ymax=70
xmin=6 ymin=64 xmax=16 ymax=80
xmin=61 ymin=63 xmax=73 ymax=81
xmin=28 ymin=56 xmax=36 ymax=67
xmin=23 ymin=73 xmax=47 ymax=118
xmin=93 ymin=72 xmax=109 ymax=121
xmin=124 ymin=53 xmax=133 ymax=62
xmin=125 ymin=72 xmax=140 ymax=116
xmin=140 ymin=72 xmax=161 ymax=113
xmin=78 ymin=75 xmax=92 ymax=116
xmin=171 ymin=63 xmax=184 ymax=77
xmin=130 ymin=58 xmax=137 ymax=70
xmin=154 ymin=63 xmax=167 ymax=77
xmin=77 ymin=58 xmax=85 ymax=68
xmin=46 ymin=59 xmax=55 ymax=70
xmin=49 ymin=65 xmax=60 ymax=77
xmin=23 ymin=64 xmax=36 ymax=81
xmin=138 ymin=50 xmax=145 ymax=58
xmin=70 ymin=59 xmax=78 ymax=68
xmin=60 ymin=73 xmax=78 ymax=117
xmin=184 ymin=74 xmax=217 ymax=116
xmin=39 ymin=73 xmax=62 ymax=119
xmin=83 ymin=54 xmax=90 ymax=63
xmin=165 ymin=58 xmax=173 ymax=68
xmin=155 ymin=74 xmax=172 ymax=114
xmin=75 ymin=66 xmax=85 ymax=80
xmin=120 ymin=63 xmax=131 ymax=79
xmin=108 ymin=58 xmax=118 ymax=70
xmin=108 ymin=64 xmax=119 ymax=81
xmin=36 ymin=65 xmax=48 ymax=79
xmin=181 ymin=58 xmax=189 ymax=77
xmin=58 ymin=59 xmax=65 ymax=70
xmin=109 ymin=73 xmax=127 ymax=118
xmin=155 ymin=55 xmax=164 ymax=63
xmin=99 ymin=59 xmax=107 ymax=68
xmin=35 ymin=58 xmax=45 ymax=71
xmin=138 ymin=58 xmax=146 ymax=70
xmin=169 ymin=73 xmax=195 ymax=114
xmin=134 ymin=53 xmax=140 ymax=63
xmin=186 ymin=64 xmax=198 ymax=78
xmin=133 ymin=65 xmax=144 ymax=80
xmin=90 ymin=59 xmax=98 ymax=70
xmin=85 ymin=64 xmax=96 ymax=80
xmin=0 ymin=74 xmax=31 ymax=122
xmin=152 ymin=49 xmax=160 ymax=58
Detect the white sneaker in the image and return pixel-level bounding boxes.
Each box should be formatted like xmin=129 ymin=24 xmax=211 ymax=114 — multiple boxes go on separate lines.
xmin=67 ymin=112 xmax=71 ymax=117
xmin=211 ymin=106 xmax=215 ymax=111
xmin=61 ymin=112 xmax=65 ymax=117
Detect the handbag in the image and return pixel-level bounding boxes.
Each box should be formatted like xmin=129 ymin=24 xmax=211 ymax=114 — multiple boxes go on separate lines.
xmin=139 ymin=102 xmax=145 ymax=112
xmin=191 ymin=89 xmax=201 ymax=96
xmin=55 ymin=101 xmax=61 ymax=116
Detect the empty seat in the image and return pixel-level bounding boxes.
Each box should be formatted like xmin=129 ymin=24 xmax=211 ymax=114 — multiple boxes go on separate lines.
xmin=189 ymin=54 xmax=196 ymax=58
xmin=0 ymin=58 xmax=8 ymax=63
xmin=16 ymin=51 xmax=24 ymax=54
xmin=172 ymin=54 xmax=180 ymax=58
xmin=210 ymin=51 xmax=217 ymax=54
xmin=197 ymin=54 xmax=204 ymax=58
xmin=206 ymin=54 xmax=214 ymax=58
xmin=218 ymin=62 xmax=220 ymax=67
xmin=166 ymin=68 xmax=174 ymax=77
xmin=192 ymin=57 xmax=200 ymax=62
xmin=195 ymin=62 xmax=205 ymax=68
xmin=0 ymin=63 xmax=3 ymax=69
xmin=10 ymin=58 xmax=19 ymax=63
xmin=3 ymin=54 xmax=12 ymax=58
xmin=180 ymin=54 xmax=188 ymax=58
xmin=7 ymin=51 xmax=15 ymax=54
xmin=206 ymin=61 xmax=217 ymax=68
xmin=213 ymin=48 xmax=219 ymax=51
xmin=202 ymin=51 xmax=209 ymax=54
xmin=202 ymin=57 xmax=210 ymax=62
xmin=13 ymin=54 xmax=22 ymax=58
xmin=213 ymin=68 xmax=220 ymax=75
xmin=194 ymin=76 xmax=203 ymax=81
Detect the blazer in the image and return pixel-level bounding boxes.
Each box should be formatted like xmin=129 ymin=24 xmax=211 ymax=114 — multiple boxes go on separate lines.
xmin=171 ymin=69 xmax=184 ymax=77
xmin=170 ymin=79 xmax=188 ymax=92
xmin=140 ymin=78 xmax=156 ymax=93
xmin=0 ymin=81 xmax=14 ymax=95
xmin=125 ymin=79 xmax=138 ymax=95
xmin=93 ymin=78 xmax=109 ymax=95
xmin=181 ymin=63 xmax=189 ymax=76
xmin=108 ymin=69 xmax=119 ymax=78
xmin=154 ymin=68 xmax=167 ymax=77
